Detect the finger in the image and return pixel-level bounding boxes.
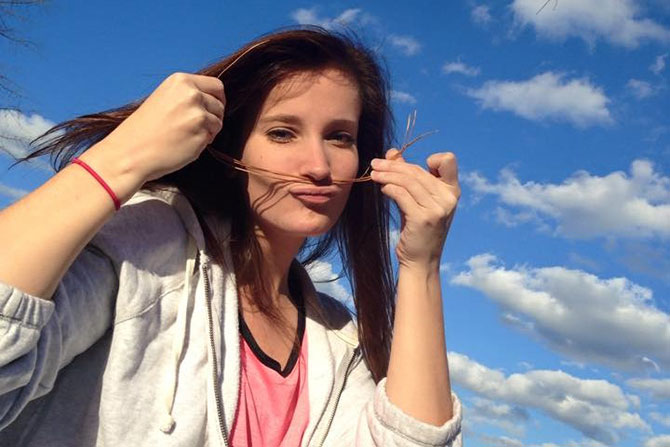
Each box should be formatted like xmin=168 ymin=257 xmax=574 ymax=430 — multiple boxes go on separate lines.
xmin=373 ymin=158 xmax=452 ymax=205
xmin=427 ymin=152 xmax=458 ymax=186
xmin=386 ymin=148 xmax=405 ymax=162
xmin=203 ymin=111 xmax=223 ymax=142
xmin=371 ymin=168 xmax=441 ymax=210
xmin=191 ymin=73 xmax=226 ymax=105
xmin=199 ymin=92 xmax=225 ymax=120
xmin=379 ymin=183 xmax=424 ymax=218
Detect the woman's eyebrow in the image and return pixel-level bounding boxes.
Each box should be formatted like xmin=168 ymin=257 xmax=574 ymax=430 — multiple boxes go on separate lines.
xmin=258 ymin=115 xmax=357 ymax=130
xmin=258 ymin=114 xmax=302 ymax=126
xmin=327 ymin=119 xmax=358 ymax=131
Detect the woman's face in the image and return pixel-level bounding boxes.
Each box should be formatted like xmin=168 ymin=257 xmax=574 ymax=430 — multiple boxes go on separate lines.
xmin=240 ymin=68 xmax=360 ymax=240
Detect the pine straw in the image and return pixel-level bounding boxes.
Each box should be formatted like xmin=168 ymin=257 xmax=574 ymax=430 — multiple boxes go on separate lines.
xmin=205 ymin=111 xmax=436 ymax=185
xmin=205 ymin=40 xmax=437 ymax=185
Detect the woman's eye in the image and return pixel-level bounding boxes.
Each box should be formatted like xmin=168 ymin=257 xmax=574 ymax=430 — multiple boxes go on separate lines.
xmin=267 ymin=129 xmax=295 ymax=143
xmin=329 ymin=132 xmax=356 ymax=147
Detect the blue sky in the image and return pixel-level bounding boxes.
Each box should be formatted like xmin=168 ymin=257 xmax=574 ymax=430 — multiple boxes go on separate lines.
xmin=1 ymin=1 xmax=670 ymax=446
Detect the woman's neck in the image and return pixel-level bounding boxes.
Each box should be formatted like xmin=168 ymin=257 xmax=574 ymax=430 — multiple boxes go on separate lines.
xmin=249 ymin=224 xmax=304 ymax=307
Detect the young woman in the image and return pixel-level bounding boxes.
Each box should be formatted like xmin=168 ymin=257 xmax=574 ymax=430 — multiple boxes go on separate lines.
xmin=0 ymin=28 xmax=462 ymax=446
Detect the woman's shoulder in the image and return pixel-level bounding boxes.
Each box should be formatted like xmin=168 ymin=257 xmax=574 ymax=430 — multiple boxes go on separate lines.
xmin=293 ymin=261 xmax=360 ymax=346
xmin=90 ymin=187 xmax=195 ymax=272
xmin=87 ymin=187 xmax=198 ymax=321
xmin=312 ymin=291 xmax=360 ymax=347
xmin=313 ymin=291 xmax=353 ymax=325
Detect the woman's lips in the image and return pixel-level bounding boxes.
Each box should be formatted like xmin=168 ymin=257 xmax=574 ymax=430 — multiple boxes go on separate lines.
xmin=289 ymin=186 xmax=338 ymax=204
xmin=291 ymin=193 xmax=332 ymax=204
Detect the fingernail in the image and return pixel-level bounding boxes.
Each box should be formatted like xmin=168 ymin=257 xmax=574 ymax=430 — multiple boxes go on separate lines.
xmin=371 ymin=158 xmax=380 ymax=168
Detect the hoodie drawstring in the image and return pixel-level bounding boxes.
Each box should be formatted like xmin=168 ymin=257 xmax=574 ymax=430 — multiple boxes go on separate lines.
xmin=159 ymin=235 xmax=198 ymax=433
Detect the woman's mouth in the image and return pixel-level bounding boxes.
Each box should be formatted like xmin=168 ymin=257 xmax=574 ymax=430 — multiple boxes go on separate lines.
xmin=289 ymin=186 xmax=338 ymax=204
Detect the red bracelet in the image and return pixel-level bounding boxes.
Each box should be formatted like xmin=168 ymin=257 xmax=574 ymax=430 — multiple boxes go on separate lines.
xmin=71 ymin=157 xmax=121 ymax=211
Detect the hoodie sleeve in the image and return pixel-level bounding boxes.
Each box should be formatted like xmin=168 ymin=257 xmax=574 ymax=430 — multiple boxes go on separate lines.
xmin=324 ymin=350 xmax=463 ymax=447
xmin=0 ymin=242 xmax=118 ymax=430
xmin=0 ymin=192 xmax=183 ymax=431
xmin=363 ymin=377 xmax=462 ymax=446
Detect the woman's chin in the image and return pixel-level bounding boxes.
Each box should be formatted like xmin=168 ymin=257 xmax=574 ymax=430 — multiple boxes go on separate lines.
xmin=265 ymin=217 xmax=337 ymax=239
xmin=288 ymin=221 xmax=336 ymax=237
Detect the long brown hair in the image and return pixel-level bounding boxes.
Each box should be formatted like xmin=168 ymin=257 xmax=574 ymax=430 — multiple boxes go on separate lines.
xmin=16 ymin=27 xmax=396 ymax=382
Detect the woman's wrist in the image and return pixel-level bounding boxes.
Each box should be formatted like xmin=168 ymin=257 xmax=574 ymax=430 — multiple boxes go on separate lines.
xmin=78 ymin=142 xmax=147 ymax=205
xmin=397 ymin=258 xmax=441 ymax=277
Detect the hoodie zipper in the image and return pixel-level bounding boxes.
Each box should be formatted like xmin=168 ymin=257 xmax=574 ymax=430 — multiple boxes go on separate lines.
xmin=202 ymin=261 xmax=231 ymax=447
xmin=313 ymin=346 xmax=361 ymax=447
xmin=202 ymin=256 xmax=359 ymax=447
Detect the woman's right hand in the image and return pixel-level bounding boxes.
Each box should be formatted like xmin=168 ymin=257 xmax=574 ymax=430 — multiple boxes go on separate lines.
xmin=0 ymin=73 xmax=225 ymax=300
xmin=82 ymin=72 xmax=225 ymax=200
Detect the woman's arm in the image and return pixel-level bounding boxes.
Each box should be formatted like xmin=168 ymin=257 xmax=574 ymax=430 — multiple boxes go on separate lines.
xmin=0 ymin=72 xmax=224 ymax=430
xmin=0 ymin=191 xmax=192 ymax=431
xmin=387 ymin=262 xmax=453 ymax=425
xmin=0 ymin=72 xmax=224 ymax=299
xmin=0 ymin=145 xmax=142 ymax=299
xmin=322 ymin=320 xmax=462 ymax=446
xmin=0 ymin=242 xmax=118 ymax=430
xmin=370 ymin=149 xmax=460 ymax=426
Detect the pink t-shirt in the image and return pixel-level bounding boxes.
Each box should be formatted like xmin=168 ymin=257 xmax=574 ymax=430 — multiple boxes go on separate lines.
xmin=230 ymin=313 xmax=309 ymax=446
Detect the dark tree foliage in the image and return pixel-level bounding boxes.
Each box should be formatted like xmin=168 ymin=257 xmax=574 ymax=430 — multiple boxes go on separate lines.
xmin=0 ymin=1 xmax=45 ymax=98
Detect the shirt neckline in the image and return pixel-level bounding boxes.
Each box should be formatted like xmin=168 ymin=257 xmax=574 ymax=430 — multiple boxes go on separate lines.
xmin=238 ymin=269 xmax=306 ymax=378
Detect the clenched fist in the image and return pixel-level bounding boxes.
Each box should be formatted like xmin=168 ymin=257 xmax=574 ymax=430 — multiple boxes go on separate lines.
xmin=81 ymin=72 xmax=225 ymax=202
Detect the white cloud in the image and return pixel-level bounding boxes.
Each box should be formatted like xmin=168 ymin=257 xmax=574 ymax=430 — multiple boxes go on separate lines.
xmin=0 ymin=182 xmax=28 ymax=200
xmin=566 ymin=440 xmax=608 ymax=447
xmin=388 ymin=34 xmax=421 ymax=56
xmin=477 ymin=434 xmax=524 ymax=447
xmin=618 ymin=241 xmax=670 ymax=283
xmin=305 ymin=259 xmax=353 ymax=307
xmin=627 ymin=378 xmax=670 ymax=400
xmin=468 ymin=396 xmax=529 ymax=436
xmin=332 ymin=8 xmax=361 ymax=25
xmin=390 ymin=90 xmax=417 ymax=105
xmin=512 ymin=0 xmax=670 ymax=48
xmin=627 ymin=393 xmax=641 ymax=410
xmin=627 ymin=79 xmax=655 ymax=99
xmin=451 ymin=254 xmax=670 ymax=372
xmin=650 ymin=411 xmax=670 ymax=427
xmin=464 ymin=160 xmax=670 ymax=240
xmin=467 ymin=72 xmax=612 ymax=127
xmin=518 ymin=361 xmax=533 ymax=370
xmin=561 ymin=359 xmax=587 ymax=370
xmin=568 ymin=252 xmax=601 ymax=272
xmin=290 ymin=8 xmax=420 ymax=58
xmin=290 ymin=7 xmax=362 ymax=30
xmin=449 ymin=351 xmax=650 ymax=444
xmin=471 ymin=5 xmax=493 ymax=25
xmin=442 ymin=61 xmax=481 ymax=77
xmin=645 ymin=435 xmax=670 ymax=447
xmin=650 ymin=53 xmax=668 ymax=75
xmin=472 ymin=397 xmax=529 ymax=422
xmin=0 ymin=109 xmax=54 ymax=171
xmin=389 ymin=228 xmax=400 ymax=248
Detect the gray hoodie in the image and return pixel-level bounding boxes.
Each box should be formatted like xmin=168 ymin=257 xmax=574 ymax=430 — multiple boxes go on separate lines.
xmin=0 ymin=187 xmax=462 ymax=446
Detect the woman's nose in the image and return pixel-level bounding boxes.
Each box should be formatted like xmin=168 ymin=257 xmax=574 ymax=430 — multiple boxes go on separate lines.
xmin=299 ymin=137 xmax=331 ymax=183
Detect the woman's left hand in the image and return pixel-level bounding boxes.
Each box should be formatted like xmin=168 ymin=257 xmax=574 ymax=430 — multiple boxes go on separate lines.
xmin=370 ymin=148 xmax=460 ymax=268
